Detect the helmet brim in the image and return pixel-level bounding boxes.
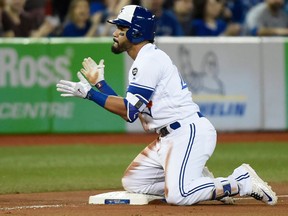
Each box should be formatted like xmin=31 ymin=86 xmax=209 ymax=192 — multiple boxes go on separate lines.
xmin=107 ymin=18 xmax=131 ymax=28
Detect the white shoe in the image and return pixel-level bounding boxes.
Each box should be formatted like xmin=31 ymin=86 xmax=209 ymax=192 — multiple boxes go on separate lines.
xmin=240 ymin=164 xmax=278 ymax=205
xmin=202 ymin=166 xmax=235 ymax=205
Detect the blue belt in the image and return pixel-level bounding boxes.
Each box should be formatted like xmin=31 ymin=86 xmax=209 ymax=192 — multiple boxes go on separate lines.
xmin=159 ymin=121 xmax=181 ymax=137
xmin=159 ymin=112 xmax=204 ymax=137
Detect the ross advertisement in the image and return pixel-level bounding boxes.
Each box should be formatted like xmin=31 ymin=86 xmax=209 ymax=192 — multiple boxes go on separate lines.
xmin=0 ymin=38 xmax=125 ymax=133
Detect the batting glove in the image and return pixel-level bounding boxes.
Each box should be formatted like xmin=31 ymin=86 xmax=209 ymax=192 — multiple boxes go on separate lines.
xmin=56 ymin=72 xmax=92 ymax=98
xmin=81 ymin=57 xmax=105 ymax=86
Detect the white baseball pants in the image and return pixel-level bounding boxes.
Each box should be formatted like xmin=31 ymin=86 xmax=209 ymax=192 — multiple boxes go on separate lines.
xmin=122 ymin=114 xmax=228 ymax=205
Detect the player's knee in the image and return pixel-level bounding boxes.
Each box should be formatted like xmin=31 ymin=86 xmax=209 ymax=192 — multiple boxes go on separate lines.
xmin=122 ymin=175 xmax=154 ymax=195
xmin=165 ymin=194 xmax=180 ymax=205
xmin=165 ymin=185 xmax=182 ymax=205
xmin=122 ymin=176 xmax=140 ymax=193
xmin=122 ymin=176 xmax=133 ymax=192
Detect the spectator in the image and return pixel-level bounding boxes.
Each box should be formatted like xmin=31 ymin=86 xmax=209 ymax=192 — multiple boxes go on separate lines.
xmin=225 ymin=0 xmax=264 ymax=24
xmin=61 ymin=0 xmax=101 ymax=37
xmin=141 ymin=0 xmax=184 ymax=36
xmin=172 ymin=0 xmax=194 ymax=35
xmin=285 ymin=0 xmax=288 ymax=13
xmin=191 ymin=0 xmax=240 ymax=36
xmin=24 ymin=0 xmax=46 ymax=27
xmin=245 ymin=0 xmax=288 ymax=36
xmin=25 ymin=0 xmax=61 ymax=37
xmin=51 ymin=0 xmax=72 ymax=23
xmin=97 ymin=0 xmax=131 ymax=36
xmin=1 ymin=0 xmax=39 ymax=37
xmin=30 ymin=14 xmax=60 ymax=37
xmin=90 ymin=0 xmax=106 ymax=15
xmin=164 ymin=0 xmax=174 ymax=9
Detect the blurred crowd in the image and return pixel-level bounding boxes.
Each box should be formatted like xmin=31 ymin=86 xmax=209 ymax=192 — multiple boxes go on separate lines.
xmin=1 ymin=0 xmax=288 ymax=37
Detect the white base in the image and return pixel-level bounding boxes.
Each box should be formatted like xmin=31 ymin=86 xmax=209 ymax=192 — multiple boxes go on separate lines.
xmin=89 ymin=191 xmax=165 ymax=205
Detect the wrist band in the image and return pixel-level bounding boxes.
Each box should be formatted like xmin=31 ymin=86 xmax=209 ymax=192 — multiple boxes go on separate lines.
xmin=86 ymin=88 xmax=108 ymax=108
xmin=95 ymin=80 xmax=117 ymax=96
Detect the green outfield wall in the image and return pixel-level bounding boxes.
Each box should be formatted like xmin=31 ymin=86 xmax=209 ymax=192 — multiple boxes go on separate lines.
xmin=0 ymin=37 xmax=287 ymax=133
xmin=0 ymin=38 xmax=125 ymax=133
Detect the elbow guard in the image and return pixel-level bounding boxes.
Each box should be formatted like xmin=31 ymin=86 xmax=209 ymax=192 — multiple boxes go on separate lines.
xmin=124 ymin=92 xmax=147 ymax=123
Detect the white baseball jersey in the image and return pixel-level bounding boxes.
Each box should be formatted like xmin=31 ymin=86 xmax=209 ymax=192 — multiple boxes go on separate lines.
xmin=126 ymin=43 xmax=200 ymax=130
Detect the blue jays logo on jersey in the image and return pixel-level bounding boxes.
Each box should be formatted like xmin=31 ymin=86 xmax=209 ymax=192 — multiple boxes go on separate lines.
xmin=132 ymin=68 xmax=138 ymax=76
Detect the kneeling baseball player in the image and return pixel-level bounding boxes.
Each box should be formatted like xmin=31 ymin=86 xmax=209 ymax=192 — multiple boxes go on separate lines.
xmin=56 ymin=5 xmax=277 ymax=205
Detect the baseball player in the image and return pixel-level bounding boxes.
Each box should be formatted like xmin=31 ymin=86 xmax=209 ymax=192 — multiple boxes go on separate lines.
xmin=56 ymin=5 xmax=277 ymax=205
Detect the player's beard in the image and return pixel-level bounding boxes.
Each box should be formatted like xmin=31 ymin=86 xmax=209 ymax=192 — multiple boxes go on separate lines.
xmin=111 ymin=40 xmax=132 ymax=54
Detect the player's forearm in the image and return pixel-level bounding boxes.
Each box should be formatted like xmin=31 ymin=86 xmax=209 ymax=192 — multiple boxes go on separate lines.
xmin=104 ymin=96 xmax=128 ymax=120
xmin=86 ymin=88 xmax=147 ymax=123
xmin=86 ymin=89 xmax=127 ymax=120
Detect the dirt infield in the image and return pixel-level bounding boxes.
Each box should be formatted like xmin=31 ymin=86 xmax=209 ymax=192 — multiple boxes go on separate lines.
xmin=0 ymin=185 xmax=287 ymax=216
xmin=0 ymin=132 xmax=287 ymax=216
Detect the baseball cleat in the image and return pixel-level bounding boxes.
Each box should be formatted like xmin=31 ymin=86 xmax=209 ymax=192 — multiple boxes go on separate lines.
xmin=240 ymin=163 xmax=278 ymax=205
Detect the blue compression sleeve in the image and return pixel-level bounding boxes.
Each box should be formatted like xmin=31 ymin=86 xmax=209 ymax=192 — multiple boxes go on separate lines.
xmin=95 ymin=80 xmax=117 ymax=96
xmin=86 ymin=88 xmax=108 ymax=108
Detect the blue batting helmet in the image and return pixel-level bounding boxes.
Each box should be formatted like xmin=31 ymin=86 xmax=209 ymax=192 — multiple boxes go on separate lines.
xmin=107 ymin=5 xmax=156 ymax=44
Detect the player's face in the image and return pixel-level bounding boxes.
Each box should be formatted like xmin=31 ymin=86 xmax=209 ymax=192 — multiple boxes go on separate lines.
xmin=111 ymin=25 xmax=133 ymax=54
